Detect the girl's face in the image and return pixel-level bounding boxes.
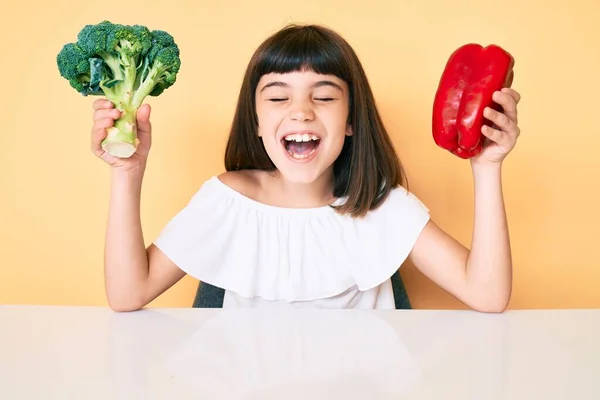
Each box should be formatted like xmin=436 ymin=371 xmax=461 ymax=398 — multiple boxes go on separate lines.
xmin=255 ymin=70 xmax=352 ymax=185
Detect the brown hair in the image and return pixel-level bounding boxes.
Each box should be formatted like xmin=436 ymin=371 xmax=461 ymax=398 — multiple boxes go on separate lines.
xmin=224 ymin=24 xmax=407 ymax=218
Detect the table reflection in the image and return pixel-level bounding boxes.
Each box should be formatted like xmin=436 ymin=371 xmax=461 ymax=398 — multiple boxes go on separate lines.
xmin=107 ymin=308 xmax=509 ymax=399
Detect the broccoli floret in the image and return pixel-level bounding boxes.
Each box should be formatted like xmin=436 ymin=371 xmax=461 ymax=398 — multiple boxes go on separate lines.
xmin=56 ymin=43 xmax=92 ymax=93
xmin=57 ymin=20 xmax=181 ymax=158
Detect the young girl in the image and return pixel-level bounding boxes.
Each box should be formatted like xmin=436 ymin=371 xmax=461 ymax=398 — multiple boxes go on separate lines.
xmin=91 ymin=24 xmax=521 ymax=313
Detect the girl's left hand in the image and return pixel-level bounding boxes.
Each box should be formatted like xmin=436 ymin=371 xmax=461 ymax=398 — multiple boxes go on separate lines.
xmin=471 ymin=88 xmax=522 ymax=165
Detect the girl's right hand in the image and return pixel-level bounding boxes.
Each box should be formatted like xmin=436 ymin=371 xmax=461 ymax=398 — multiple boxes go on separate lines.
xmin=91 ymin=99 xmax=153 ymax=172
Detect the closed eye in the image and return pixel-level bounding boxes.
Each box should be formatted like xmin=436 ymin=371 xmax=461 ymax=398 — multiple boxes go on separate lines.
xmin=266 ymin=97 xmax=336 ymax=102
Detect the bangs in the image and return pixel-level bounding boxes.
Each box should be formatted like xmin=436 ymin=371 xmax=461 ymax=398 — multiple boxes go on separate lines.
xmin=252 ymin=26 xmax=352 ymax=84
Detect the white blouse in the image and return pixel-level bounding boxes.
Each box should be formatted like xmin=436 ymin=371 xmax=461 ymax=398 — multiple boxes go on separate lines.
xmin=153 ymin=176 xmax=430 ymax=309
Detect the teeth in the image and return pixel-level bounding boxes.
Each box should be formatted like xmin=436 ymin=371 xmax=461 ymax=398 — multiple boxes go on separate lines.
xmin=284 ymin=133 xmax=320 ymax=142
xmin=287 ymin=148 xmax=317 ymax=159
xmin=282 ymin=132 xmax=320 ymax=160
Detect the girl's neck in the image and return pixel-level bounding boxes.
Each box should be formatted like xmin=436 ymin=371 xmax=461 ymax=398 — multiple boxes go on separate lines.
xmin=262 ymin=170 xmax=335 ymax=209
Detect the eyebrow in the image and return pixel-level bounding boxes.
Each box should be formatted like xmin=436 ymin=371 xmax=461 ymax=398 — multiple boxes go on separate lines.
xmin=260 ymin=80 xmax=344 ymax=93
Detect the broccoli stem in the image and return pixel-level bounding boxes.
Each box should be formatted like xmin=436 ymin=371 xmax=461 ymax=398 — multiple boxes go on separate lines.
xmin=131 ymin=63 xmax=160 ymax=108
xmin=99 ymin=52 xmax=123 ymax=81
xmin=122 ymin=56 xmax=137 ymax=95
xmin=101 ymin=103 xmax=139 ymax=158
xmin=98 ymin=52 xmax=142 ymax=158
xmin=100 ymin=74 xmax=139 ymax=158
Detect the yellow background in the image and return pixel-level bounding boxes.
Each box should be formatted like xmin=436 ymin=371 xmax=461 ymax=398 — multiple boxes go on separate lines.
xmin=1 ymin=0 xmax=598 ymax=309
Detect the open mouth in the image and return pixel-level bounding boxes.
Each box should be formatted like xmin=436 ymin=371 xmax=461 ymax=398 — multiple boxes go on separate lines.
xmin=281 ymin=132 xmax=321 ymax=161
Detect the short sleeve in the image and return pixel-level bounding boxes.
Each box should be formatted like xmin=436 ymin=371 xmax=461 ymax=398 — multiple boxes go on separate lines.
xmin=342 ymin=185 xmax=430 ymax=290
xmin=152 ymin=178 xmax=234 ymax=282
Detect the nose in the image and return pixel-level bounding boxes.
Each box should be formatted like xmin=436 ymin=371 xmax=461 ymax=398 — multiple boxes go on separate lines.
xmin=289 ymin=100 xmax=315 ymax=122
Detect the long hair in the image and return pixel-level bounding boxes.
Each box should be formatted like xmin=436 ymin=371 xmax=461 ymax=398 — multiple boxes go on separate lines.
xmin=224 ymin=24 xmax=407 ymax=218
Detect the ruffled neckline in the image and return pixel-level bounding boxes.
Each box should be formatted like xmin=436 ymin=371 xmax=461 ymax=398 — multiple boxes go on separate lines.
xmin=210 ymin=176 xmax=345 ymax=216
xmin=153 ymin=176 xmax=430 ymax=302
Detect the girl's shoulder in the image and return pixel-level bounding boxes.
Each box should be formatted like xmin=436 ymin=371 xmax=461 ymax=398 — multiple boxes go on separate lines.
xmin=213 ymin=170 xmax=429 ymax=215
xmin=216 ymin=170 xmax=263 ymax=201
xmin=189 ymin=169 xmax=429 ymax=220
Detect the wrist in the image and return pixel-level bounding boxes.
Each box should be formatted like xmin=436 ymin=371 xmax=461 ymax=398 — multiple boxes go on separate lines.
xmin=470 ymin=160 xmax=503 ymax=195
xmin=471 ymin=159 xmax=502 ymax=177
xmin=111 ymin=165 xmax=146 ymax=187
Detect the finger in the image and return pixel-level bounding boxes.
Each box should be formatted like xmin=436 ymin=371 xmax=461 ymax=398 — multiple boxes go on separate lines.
xmin=94 ymin=108 xmax=121 ymax=121
xmin=91 ymin=138 xmax=118 ymax=166
xmin=91 ymin=125 xmax=108 ymax=155
xmin=92 ymin=99 xmax=115 ymax=111
xmin=135 ymin=104 xmax=152 ymax=156
xmin=97 ymin=150 xmax=119 ymax=165
xmin=484 ymin=106 xmax=516 ymax=133
xmin=501 ymin=87 xmax=521 ymax=104
xmin=481 ymin=125 xmax=515 ymax=151
xmin=91 ymin=118 xmax=113 ymax=148
xmin=91 ymin=131 xmax=106 ymax=149
xmin=136 ymin=104 xmax=152 ymax=135
xmin=492 ymin=91 xmax=518 ymax=124
xmin=93 ymin=117 xmax=115 ymax=131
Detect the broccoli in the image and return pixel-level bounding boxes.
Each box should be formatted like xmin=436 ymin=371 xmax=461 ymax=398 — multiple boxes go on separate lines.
xmin=57 ymin=20 xmax=181 ymax=158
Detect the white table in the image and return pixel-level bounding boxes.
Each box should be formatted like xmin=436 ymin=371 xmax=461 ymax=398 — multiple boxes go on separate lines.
xmin=1 ymin=306 xmax=598 ymax=399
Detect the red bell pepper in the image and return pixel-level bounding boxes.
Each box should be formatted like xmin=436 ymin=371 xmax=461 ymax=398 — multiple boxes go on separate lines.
xmin=432 ymin=43 xmax=514 ymax=159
